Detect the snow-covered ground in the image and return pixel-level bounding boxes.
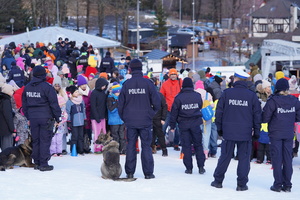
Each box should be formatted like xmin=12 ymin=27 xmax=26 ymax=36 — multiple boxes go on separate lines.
xmin=1 ymin=144 xmax=300 ymax=200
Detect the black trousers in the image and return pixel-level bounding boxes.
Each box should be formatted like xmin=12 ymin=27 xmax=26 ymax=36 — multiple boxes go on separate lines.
xmin=71 ymin=126 xmax=84 ymax=154
xmin=152 ymin=120 xmax=166 ymax=149
xmin=257 ymin=142 xmax=271 ymax=162
xmin=110 ymin=124 xmax=126 ymax=153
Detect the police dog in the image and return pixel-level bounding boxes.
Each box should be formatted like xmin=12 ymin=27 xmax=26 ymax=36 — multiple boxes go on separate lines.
xmin=95 ymin=132 xmax=136 ymax=181
xmin=0 ymin=135 xmax=34 ymax=171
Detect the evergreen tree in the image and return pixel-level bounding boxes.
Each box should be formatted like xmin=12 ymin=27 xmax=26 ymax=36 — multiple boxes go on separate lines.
xmin=153 ymin=2 xmax=168 ymax=37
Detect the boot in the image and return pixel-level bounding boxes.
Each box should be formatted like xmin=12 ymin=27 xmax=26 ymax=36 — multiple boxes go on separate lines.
xmin=162 ymin=148 xmax=168 ymax=157
xmin=152 ymin=145 xmax=157 ymax=154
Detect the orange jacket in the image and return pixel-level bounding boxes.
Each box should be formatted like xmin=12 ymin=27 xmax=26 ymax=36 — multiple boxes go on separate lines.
xmin=160 ymin=78 xmax=182 ymax=111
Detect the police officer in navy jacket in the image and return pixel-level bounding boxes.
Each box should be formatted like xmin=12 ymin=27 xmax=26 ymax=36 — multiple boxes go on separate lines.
xmin=263 ymin=78 xmax=300 ymax=192
xmin=211 ymin=69 xmax=261 ymax=191
xmin=118 ymin=59 xmax=160 ymax=179
xmin=22 ymin=65 xmax=61 ymax=171
xmin=170 ymin=77 xmax=206 ymax=174
xmin=99 ymin=51 xmax=115 ymax=76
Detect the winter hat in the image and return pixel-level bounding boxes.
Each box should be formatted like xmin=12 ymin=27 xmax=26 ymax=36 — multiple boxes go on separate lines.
xmin=99 ymin=72 xmax=108 ymax=80
xmin=67 ymin=85 xmax=78 ymax=95
xmin=129 ymin=59 xmax=142 ymax=71
xmin=106 ymin=51 xmax=111 ymax=56
xmin=275 ymin=78 xmax=289 ymax=92
xmin=169 ymin=68 xmax=178 ymax=76
xmin=77 ymin=75 xmax=88 ymax=86
xmin=11 ymin=61 xmax=16 ymax=66
xmin=261 ymin=80 xmax=271 ymax=89
xmin=111 ymin=82 xmax=122 ymax=94
xmin=57 ymin=71 xmax=64 ymax=76
xmin=1 ymin=83 xmax=14 ymax=95
xmin=76 ymin=65 xmax=83 ymax=70
xmin=182 ymin=77 xmax=193 ymax=88
xmin=275 ymin=71 xmax=285 ymax=80
xmin=195 ymin=80 xmax=204 ymax=90
xmin=33 ymin=65 xmax=46 ymax=77
xmin=125 ymin=56 xmax=131 ymax=61
xmin=89 ymin=73 xmax=95 ymax=79
xmin=62 ymin=64 xmax=70 ymax=74
xmin=8 ymin=80 xmax=20 ymax=91
xmin=253 ymin=74 xmax=263 ymax=83
xmin=214 ymin=76 xmax=223 ymax=84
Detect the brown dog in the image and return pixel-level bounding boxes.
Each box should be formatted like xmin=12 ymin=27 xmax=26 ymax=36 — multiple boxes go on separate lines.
xmin=95 ymin=132 xmax=136 ymax=181
xmin=0 ymin=135 xmax=34 ymax=171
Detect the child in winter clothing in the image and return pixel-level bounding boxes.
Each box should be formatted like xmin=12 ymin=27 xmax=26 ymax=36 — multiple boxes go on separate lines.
xmin=107 ymin=82 xmax=126 ymax=154
xmin=90 ymin=78 xmax=108 ymax=153
xmin=50 ymin=95 xmax=67 ymax=156
xmin=66 ymin=86 xmax=87 ymax=155
xmin=77 ymin=75 xmax=92 ymax=153
xmin=13 ymin=108 xmax=29 ymax=145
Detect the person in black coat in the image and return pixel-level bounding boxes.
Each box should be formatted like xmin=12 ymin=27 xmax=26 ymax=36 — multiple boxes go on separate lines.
xmin=263 ymin=78 xmax=300 ymax=192
xmin=90 ymin=78 xmax=108 ymax=153
xmin=169 ymin=77 xmax=206 ymax=174
xmin=0 ymin=84 xmax=15 ymax=150
xmin=100 ymin=51 xmax=115 ymax=77
xmin=7 ymin=61 xmax=25 ymax=88
xmin=22 ymin=66 xmax=61 ymax=171
xmin=150 ymin=77 xmax=168 ymax=156
xmin=211 ymin=69 xmax=261 ymax=191
xmin=118 ymin=59 xmax=161 ymax=179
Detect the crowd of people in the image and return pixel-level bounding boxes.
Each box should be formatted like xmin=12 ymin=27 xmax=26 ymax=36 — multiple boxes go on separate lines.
xmin=0 ymin=38 xmax=300 ymax=191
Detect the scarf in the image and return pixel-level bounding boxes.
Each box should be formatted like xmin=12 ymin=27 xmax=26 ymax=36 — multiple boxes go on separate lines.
xmin=70 ymin=95 xmax=83 ymax=105
xmin=78 ymin=86 xmax=90 ymax=97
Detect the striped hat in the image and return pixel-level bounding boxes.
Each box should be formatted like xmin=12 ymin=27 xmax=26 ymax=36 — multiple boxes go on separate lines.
xmin=111 ymin=82 xmax=121 ymax=94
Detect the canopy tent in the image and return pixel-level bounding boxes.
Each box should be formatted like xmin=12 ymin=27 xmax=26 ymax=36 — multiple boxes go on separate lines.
xmin=0 ymin=26 xmax=120 ymax=48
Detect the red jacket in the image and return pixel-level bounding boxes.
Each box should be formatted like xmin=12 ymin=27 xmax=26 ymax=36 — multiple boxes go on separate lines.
xmin=160 ymin=78 xmax=182 ymax=111
xmin=13 ymin=86 xmax=25 ymax=109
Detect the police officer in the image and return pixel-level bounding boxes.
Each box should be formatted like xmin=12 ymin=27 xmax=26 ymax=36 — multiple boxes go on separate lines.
xmin=118 ymin=59 xmax=160 ymax=179
xmin=22 ymin=66 xmax=61 ymax=171
xmin=262 ymin=78 xmax=300 ymax=192
xmin=211 ymin=69 xmax=261 ymax=191
xmin=99 ymin=51 xmax=115 ymax=77
xmin=169 ymin=77 xmax=206 ymax=174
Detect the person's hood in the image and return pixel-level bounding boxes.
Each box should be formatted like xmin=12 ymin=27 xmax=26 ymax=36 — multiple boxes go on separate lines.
xmin=95 ymin=78 xmax=108 ymax=91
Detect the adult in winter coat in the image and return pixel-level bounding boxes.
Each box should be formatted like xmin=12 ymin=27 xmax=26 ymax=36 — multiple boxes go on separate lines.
xmin=99 ymin=51 xmax=115 ymax=77
xmin=0 ymin=84 xmax=16 ymax=150
xmin=90 ymin=78 xmax=108 ymax=153
xmin=170 ymin=77 xmax=206 ymax=174
xmin=7 ymin=61 xmax=25 ymax=88
xmin=118 ymin=59 xmax=161 ymax=179
xmin=22 ymin=66 xmax=61 ymax=171
xmin=211 ymin=69 xmax=261 ymax=191
xmin=160 ymin=68 xmax=182 ymax=151
xmin=262 ymin=78 xmax=300 ymax=192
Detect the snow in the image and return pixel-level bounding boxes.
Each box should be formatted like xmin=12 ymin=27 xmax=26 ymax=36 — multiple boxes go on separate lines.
xmin=1 ymin=145 xmax=300 ymax=200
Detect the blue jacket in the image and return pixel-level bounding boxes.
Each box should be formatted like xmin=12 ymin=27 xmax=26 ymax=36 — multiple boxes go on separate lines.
xmin=170 ymin=87 xmax=203 ymax=130
xmin=262 ymin=94 xmax=300 ymax=139
xmin=215 ymin=81 xmax=261 ymax=141
xmin=22 ymin=75 xmax=61 ymax=122
xmin=7 ymin=65 xmax=25 ymax=88
xmin=118 ymin=71 xmax=161 ymax=128
xmin=66 ymin=99 xmax=86 ymax=126
xmin=107 ymin=94 xmax=123 ymax=125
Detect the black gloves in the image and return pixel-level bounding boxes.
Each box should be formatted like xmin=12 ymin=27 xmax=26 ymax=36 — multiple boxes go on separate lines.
xmin=252 ymin=129 xmax=260 ymax=141
xmin=217 ymin=130 xmax=223 ymax=137
xmin=67 ymin=121 xmax=72 ymax=133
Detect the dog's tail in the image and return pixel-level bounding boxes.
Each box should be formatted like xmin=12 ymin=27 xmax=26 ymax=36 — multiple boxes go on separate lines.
xmin=113 ymin=178 xmax=137 ymax=182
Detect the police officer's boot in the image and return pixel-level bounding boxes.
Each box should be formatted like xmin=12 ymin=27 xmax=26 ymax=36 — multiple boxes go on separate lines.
xmin=162 ymin=148 xmax=168 ymax=157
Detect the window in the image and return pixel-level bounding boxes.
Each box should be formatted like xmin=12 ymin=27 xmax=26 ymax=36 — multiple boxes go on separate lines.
xmin=274 ymin=24 xmax=284 ymax=32
xmin=259 ymin=24 xmax=268 ymax=32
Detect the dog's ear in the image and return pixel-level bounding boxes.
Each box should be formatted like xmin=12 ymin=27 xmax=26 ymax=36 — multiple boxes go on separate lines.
xmin=27 ymin=134 xmax=32 ymax=142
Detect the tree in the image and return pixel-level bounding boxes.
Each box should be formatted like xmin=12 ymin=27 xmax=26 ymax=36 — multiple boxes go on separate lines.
xmin=153 ymin=1 xmax=168 ymax=37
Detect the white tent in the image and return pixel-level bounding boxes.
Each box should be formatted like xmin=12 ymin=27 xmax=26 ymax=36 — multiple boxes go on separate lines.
xmin=0 ymin=26 xmax=120 ymax=48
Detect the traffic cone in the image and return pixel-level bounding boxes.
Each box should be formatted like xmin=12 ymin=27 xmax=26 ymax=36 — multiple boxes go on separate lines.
xmin=71 ymin=144 xmax=77 ymax=157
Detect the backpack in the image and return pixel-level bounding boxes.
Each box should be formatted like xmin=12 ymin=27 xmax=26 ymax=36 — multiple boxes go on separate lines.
xmin=201 ymin=92 xmax=213 ymax=121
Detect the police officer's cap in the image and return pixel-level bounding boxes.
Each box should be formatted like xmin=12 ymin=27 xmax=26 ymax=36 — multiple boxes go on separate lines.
xmin=33 ymin=65 xmax=46 ymax=77
xmin=234 ymin=68 xmax=249 ymax=79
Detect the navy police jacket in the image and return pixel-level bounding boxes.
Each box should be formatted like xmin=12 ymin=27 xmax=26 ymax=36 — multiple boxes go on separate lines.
xmin=7 ymin=65 xmax=25 ymax=88
xmin=118 ymin=71 xmax=161 ymax=128
xmin=170 ymin=87 xmax=203 ymax=130
xmin=262 ymin=94 xmax=300 ymax=139
xmin=22 ymin=75 xmax=61 ymax=122
xmin=215 ymin=81 xmax=261 ymax=141
xmin=100 ymin=56 xmax=115 ymax=74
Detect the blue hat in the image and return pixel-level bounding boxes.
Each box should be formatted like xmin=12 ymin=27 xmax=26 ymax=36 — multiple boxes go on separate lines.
xmin=182 ymin=77 xmax=193 ymax=88
xmin=77 ymin=75 xmax=88 ymax=86
xmin=111 ymin=82 xmax=122 ymax=94
xmin=234 ymin=68 xmax=250 ymax=79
